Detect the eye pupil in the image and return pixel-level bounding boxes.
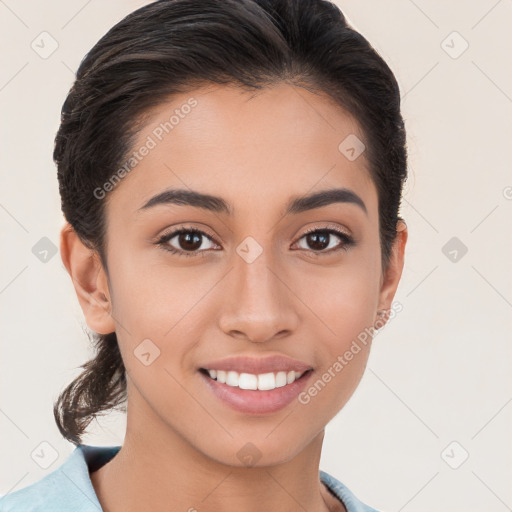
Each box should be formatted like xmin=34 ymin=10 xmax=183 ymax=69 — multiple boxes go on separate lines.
xmin=307 ymin=231 xmax=329 ymax=250
xmin=179 ymin=232 xmax=202 ymax=251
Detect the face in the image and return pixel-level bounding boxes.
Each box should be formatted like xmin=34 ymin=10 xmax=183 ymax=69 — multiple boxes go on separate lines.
xmin=72 ymin=82 xmax=406 ymax=467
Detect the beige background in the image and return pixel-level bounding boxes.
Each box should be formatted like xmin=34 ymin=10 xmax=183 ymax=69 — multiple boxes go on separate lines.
xmin=1 ymin=1 xmax=511 ymax=510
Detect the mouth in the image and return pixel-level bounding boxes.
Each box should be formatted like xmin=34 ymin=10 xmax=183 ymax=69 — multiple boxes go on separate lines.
xmin=198 ymin=367 xmax=314 ymax=415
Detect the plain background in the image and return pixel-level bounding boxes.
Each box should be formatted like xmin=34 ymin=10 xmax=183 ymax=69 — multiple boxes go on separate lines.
xmin=1 ymin=1 xmax=511 ymax=510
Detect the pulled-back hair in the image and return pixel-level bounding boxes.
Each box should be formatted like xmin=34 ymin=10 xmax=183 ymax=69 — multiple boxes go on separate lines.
xmin=53 ymin=0 xmax=408 ymax=445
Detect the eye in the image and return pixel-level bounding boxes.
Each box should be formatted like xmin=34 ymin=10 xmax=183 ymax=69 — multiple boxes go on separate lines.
xmin=293 ymin=227 xmax=355 ymax=254
xmin=155 ymin=225 xmax=355 ymax=258
xmin=156 ymin=227 xmax=220 ymax=257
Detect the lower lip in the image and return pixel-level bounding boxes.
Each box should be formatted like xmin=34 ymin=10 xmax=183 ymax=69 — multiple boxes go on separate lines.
xmin=199 ymin=370 xmax=313 ymax=415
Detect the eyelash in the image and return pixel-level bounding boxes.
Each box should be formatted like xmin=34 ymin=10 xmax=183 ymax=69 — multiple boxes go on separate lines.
xmin=155 ymin=226 xmax=355 ymax=258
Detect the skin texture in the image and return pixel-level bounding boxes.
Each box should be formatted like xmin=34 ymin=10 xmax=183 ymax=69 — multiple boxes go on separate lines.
xmin=60 ymin=82 xmax=407 ymax=512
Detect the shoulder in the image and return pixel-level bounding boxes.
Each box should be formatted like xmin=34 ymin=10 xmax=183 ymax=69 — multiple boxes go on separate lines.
xmin=320 ymin=470 xmax=382 ymax=512
xmin=0 ymin=445 xmax=121 ymax=512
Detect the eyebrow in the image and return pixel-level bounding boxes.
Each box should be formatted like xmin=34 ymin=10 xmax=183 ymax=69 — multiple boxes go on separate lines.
xmin=138 ymin=187 xmax=367 ymax=216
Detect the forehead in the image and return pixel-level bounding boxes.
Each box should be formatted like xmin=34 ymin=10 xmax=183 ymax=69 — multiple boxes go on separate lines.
xmin=105 ymin=82 xmax=377 ymax=220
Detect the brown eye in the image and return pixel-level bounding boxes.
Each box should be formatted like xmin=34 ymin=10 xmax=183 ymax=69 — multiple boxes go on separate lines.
xmin=295 ymin=228 xmax=355 ymax=253
xmin=174 ymin=231 xmax=203 ymax=251
xmin=156 ymin=228 xmax=219 ymax=257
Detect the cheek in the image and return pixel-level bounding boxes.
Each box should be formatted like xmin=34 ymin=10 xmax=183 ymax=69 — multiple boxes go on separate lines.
xmin=294 ymin=260 xmax=378 ymax=405
xmin=108 ymin=257 xmax=219 ymax=367
xmin=297 ymin=258 xmax=379 ymax=337
xmin=108 ymin=249 xmax=192 ymax=324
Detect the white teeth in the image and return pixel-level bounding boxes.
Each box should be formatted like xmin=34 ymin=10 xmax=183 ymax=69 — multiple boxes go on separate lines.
xmin=226 ymin=371 xmax=239 ymax=386
xmin=204 ymin=368 xmax=306 ymax=390
xmin=258 ymin=372 xmax=275 ymax=390
xmin=238 ymin=373 xmax=258 ymax=390
xmin=275 ymin=371 xmax=287 ymax=388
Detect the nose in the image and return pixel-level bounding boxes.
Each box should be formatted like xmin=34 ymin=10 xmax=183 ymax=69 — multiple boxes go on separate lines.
xmin=217 ymin=242 xmax=299 ymax=344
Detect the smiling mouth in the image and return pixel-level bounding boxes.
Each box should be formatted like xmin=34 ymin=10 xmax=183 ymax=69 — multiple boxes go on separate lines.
xmin=199 ymin=368 xmax=312 ymax=391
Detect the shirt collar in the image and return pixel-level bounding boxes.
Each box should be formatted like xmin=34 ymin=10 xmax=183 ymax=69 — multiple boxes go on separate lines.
xmin=57 ymin=444 xmax=121 ymax=511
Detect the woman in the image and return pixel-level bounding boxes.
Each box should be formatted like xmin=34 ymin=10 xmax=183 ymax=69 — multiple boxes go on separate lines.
xmin=0 ymin=0 xmax=407 ymax=510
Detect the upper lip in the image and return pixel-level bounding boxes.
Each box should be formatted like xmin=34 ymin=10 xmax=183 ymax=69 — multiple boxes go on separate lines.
xmin=200 ymin=355 xmax=313 ymax=374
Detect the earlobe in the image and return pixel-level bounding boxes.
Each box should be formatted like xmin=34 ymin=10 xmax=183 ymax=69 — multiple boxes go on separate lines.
xmin=60 ymin=222 xmax=116 ymax=335
xmin=375 ymin=220 xmax=408 ymax=329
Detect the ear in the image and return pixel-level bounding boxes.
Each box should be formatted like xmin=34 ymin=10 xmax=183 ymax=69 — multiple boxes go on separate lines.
xmin=60 ymin=222 xmax=116 ymax=335
xmin=375 ymin=220 xmax=408 ymax=327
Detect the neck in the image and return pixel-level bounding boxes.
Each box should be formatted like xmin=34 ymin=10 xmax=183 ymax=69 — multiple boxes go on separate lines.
xmin=90 ymin=384 xmax=344 ymax=512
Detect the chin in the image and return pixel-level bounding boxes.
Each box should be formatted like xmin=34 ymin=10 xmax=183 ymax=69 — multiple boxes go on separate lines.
xmin=194 ymin=429 xmax=317 ymax=469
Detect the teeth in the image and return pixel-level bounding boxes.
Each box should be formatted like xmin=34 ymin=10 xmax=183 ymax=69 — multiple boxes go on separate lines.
xmin=275 ymin=371 xmax=287 ymax=388
xmin=258 ymin=372 xmax=275 ymax=390
xmin=204 ymin=369 xmax=305 ymax=390
xmin=239 ymin=373 xmax=258 ymax=390
xmin=226 ymin=371 xmax=239 ymax=386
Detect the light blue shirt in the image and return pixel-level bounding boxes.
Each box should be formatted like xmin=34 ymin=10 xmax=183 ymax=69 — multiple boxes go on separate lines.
xmin=0 ymin=445 xmax=380 ymax=511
